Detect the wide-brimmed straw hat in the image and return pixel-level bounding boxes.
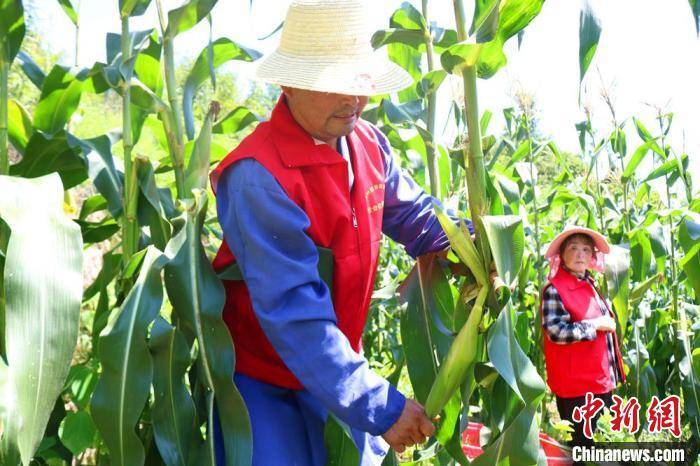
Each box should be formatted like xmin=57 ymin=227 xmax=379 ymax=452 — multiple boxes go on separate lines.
xmin=544 ymin=225 xmax=610 ymax=260
xmin=255 ymin=0 xmax=413 ymax=96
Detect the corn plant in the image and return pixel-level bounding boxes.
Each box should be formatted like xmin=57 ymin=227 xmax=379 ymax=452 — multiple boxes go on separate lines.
xmin=0 ymin=0 xmax=261 ymax=464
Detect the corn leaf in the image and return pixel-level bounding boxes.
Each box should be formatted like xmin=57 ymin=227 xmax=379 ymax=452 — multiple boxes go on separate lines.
xmin=184 ymin=105 xmax=216 ymax=194
xmin=119 ymin=0 xmax=152 ymax=17
xmin=149 ymin=316 xmax=197 ymax=466
xmin=481 ymin=215 xmax=524 ymax=287
xmin=324 ymin=415 xmax=359 ymax=466
xmin=163 ymin=190 xmax=252 ymax=466
xmin=33 ymin=65 xmax=84 ymax=136
xmin=604 ymin=245 xmax=631 ymax=340
xmin=166 ymin=0 xmax=218 ymax=38
xmin=9 ymin=130 xmax=87 ymax=189
xmin=425 ymin=285 xmax=488 ymax=418
xmin=56 ymin=0 xmax=78 ymax=25
xmin=622 ymin=141 xmax=655 ymax=182
xmin=434 ymin=203 xmax=487 ymax=285
xmin=0 ymin=174 xmax=83 ymax=465
xmin=578 ymin=0 xmax=601 ymax=87
xmin=690 ymin=0 xmax=700 ymax=36
xmin=679 ymin=215 xmax=700 ymax=303
xmin=183 ymin=38 xmax=260 ymax=139
xmin=7 ymin=99 xmax=32 ymax=154
xmin=70 ymin=133 xmax=125 ymax=218
xmin=398 ymin=255 xmax=454 ymax=405
xmin=212 ymin=106 xmax=260 ymax=135
xmin=0 ymin=0 xmax=25 ymax=63
xmin=91 ymin=247 xmax=168 ymax=466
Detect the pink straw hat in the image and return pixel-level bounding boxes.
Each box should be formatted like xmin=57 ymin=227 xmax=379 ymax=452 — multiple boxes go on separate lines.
xmin=544 ymin=225 xmax=610 ymax=260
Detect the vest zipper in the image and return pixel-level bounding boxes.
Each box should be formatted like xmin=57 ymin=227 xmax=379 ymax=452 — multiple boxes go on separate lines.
xmin=351 ymin=207 xmax=358 ymax=228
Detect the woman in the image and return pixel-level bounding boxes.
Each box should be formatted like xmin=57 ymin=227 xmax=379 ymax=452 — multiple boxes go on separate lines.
xmin=541 ymin=225 xmax=626 ymax=450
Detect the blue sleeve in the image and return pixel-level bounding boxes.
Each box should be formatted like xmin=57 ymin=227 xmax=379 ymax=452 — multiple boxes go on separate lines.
xmin=216 ymin=159 xmax=406 ymax=435
xmin=372 ymin=127 xmax=473 ymax=258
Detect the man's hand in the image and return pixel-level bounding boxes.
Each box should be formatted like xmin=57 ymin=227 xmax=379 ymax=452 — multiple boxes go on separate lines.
xmin=382 ymin=399 xmax=435 ymax=453
xmin=585 ymin=315 xmax=616 ymax=332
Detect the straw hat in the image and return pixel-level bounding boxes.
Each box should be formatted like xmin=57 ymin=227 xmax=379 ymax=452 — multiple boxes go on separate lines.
xmin=544 ymin=225 xmax=610 ymax=260
xmin=255 ymin=0 xmax=413 ymax=96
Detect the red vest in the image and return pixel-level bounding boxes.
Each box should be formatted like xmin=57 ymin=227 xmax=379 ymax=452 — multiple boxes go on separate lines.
xmin=210 ymin=97 xmax=386 ymax=389
xmin=542 ymin=267 xmax=626 ymax=398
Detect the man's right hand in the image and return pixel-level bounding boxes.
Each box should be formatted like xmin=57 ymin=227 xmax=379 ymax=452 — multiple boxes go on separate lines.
xmin=381 ymin=399 xmax=435 ymax=453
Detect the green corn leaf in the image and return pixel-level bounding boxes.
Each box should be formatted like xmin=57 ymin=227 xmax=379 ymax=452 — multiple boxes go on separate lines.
xmin=212 ymin=106 xmax=260 ymax=135
xmin=149 ymin=317 xmax=197 ymax=466
xmin=184 ymin=103 xmax=217 ymax=194
xmin=630 ymin=228 xmax=652 ymax=282
xmin=119 ymin=0 xmax=152 ymax=17
xmin=434 ymin=203 xmax=487 ymax=285
xmin=487 ymin=307 xmax=545 ymax=406
xmin=10 ymin=130 xmax=88 ymax=189
xmin=440 ymin=42 xmax=484 ymax=74
xmin=630 ymin=273 xmax=661 ymax=307
xmin=33 ymin=65 xmax=84 ymax=136
xmin=371 ymin=28 xmax=425 ymax=50
xmin=16 ymin=51 xmax=45 ymax=89
xmin=56 ymin=0 xmax=78 ymax=25
xmin=578 ymin=0 xmax=601 ymax=87
xmin=133 ymin=31 xmax=163 ymax=96
xmin=7 ymin=99 xmax=33 ymax=154
xmin=69 ymin=133 xmax=125 ymax=218
xmin=166 ymin=0 xmax=218 ymax=38
xmin=398 ymin=255 xmax=455 ymax=405
xmin=91 ymin=247 xmax=169 ymax=466
xmin=473 ymin=0 xmax=544 ymax=79
xmin=604 ymin=245 xmax=631 ymax=340
xmin=644 ymin=153 xmax=688 ymax=182
xmin=481 ymin=215 xmax=524 ymax=287
xmin=324 ymin=415 xmax=359 ymax=466
xmin=135 ymin=156 xmax=172 ymax=250
xmin=425 ymin=285 xmax=488 ymax=418
xmin=0 ymin=174 xmax=83 ymax=465
xmin=622 ymin=140 xmax=655 ymax=182
xmin=0 ymin=0 xmax=26 ymax=63
xmin=470 ymin=0 xmax=500 ymax=43
xmin=58 ymin=410 xmax=97 ymax=456
xmin=390 ymin=2 xmax=427 ymax=31
xmin=163 ymin=190 xmax=252 ymax=466
xmin=679 ymin=214 xmax=700 ymax=303
xmin=471 ymin=405 xmax=540 ymax=466
xmin=183 ymin=38 xmax=260 ymax=139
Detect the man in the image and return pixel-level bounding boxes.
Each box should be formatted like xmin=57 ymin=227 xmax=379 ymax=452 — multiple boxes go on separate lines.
xmin=210 ymin=1 xmax=472 ymax=464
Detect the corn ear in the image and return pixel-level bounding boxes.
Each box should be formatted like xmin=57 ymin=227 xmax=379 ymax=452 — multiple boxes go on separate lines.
xmin=425 ymin=284 xmax=489 ymax=418
xmin=434 ymin=203 xmax=488 ymax=286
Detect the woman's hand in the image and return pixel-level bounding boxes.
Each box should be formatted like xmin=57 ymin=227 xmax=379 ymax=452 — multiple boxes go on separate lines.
xmin=585 ymin=315 xmax=616 ymax=332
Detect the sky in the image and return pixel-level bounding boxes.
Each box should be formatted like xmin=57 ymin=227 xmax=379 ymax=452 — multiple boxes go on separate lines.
xmin=25 ymin=0 xmax=700 ymax=190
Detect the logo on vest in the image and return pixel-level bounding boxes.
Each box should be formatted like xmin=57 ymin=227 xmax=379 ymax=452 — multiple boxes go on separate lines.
xmin=365 ymin=183 xmax=385 ymax=214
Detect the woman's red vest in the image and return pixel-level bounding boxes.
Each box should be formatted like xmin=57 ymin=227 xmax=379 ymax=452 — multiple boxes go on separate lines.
xmin=210 ymin=97 xmax=386 ymax=389
xmin=541 ymin=267 xmax=626 ymax=398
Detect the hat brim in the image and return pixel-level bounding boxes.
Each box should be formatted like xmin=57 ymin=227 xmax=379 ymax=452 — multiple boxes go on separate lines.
xmin=255 ymin=50 xmax=414 ymax=96
xmin=544 ymin=226 xmax=610 ymax=259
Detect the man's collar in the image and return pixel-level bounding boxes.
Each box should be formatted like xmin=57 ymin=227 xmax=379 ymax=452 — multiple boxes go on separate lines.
xmin=270 ymin=95 xmax=350 ymax=168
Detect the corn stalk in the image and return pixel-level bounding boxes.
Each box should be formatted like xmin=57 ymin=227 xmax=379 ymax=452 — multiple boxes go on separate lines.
xmin=120 ymin=15 xmax=140 ymax=270
xmin=0 ymin=48 xmax=7 ymax=177
xmin=453 ymin=1 xmax=490 ymax=264
xmin=155 ymin=0 xmax=187 ymax=200
xmin=422 ymin=0 xmax=440 ymax=199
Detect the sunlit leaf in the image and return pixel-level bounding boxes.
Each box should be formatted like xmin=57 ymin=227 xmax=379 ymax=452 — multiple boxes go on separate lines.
xmin=0 ymin=0 xmax=26 ymax=62
xmin=183 ymin=38 xmax=260 ymax=139
xmin=578 ymin=0 xmax=601 ymax=86
xmin=0 ymin=174 xmax=83 ymax=465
